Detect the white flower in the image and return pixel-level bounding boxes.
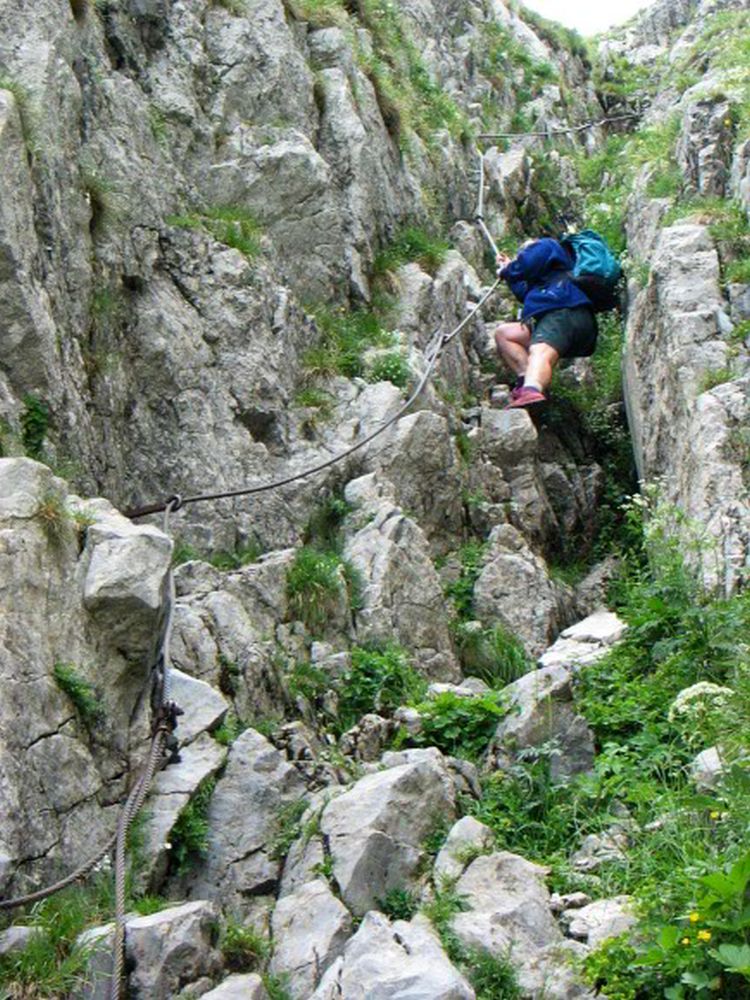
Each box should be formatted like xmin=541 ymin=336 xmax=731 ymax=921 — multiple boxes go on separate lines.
xmin=668 ymin=682 xmax=734 ymax=722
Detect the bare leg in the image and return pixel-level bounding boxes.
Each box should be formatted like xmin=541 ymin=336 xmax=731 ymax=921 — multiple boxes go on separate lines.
xmin=524 ymin=342 xmax=560 ymax=393
xmin=493 ymin=322 xmax=531 ymax=377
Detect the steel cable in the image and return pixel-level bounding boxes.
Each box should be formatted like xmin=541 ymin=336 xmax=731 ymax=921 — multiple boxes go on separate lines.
xmin=125 ymin=280 xmax=501 ymax=520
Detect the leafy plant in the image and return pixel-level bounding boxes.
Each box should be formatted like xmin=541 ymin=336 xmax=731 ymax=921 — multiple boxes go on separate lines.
xmin=268 ymin=798 xmax=309 ymax=861
xmin=410 ymin=691 xmax=507 ymax=761
xmin=53 ymin=662 xmax=105 ymax=729
xmin=20 ymin=394 xmax=50 ymax=459
xmin=221 ymin=921 xmax=269 ymax=972
xmin=303 ymin=306 xmax=392 ymax=379
xmin=213 ymin=712 xmax=246 ymax=746
xmin=168 ymin=206 xmax=262 ymax=259
xmin=366 ymin=351 xmax=412 ymax=388
xmin=304 ymin=493 xmax=353 ymax=553
xmin=452 ymin=622 xmax=532 ymax=689
xmin=377 ymin=886 xmax=420 ymax=921
xmin=336 ymin=645 xmax=427 ymax=732
xmin=0 ymin=885 xmax=100 ymax=996
xmin=170 ymin=777 xmax=217 ymax=874
xmin=36 ymin=493 xmax=73 ymax=547
xmin=444 ymin=542 xmax=487 ymax=620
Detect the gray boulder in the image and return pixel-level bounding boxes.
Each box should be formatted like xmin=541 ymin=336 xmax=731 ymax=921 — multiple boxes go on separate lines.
xmin=125 ymin=901 xmax=223 ymax=999
xmin=311 ymin=912 xmax=475 ymax=1000
xmin=343 ymin=475 xmax=460 ymax=681
xmin=320 ymin=748 xmax=456 ymax=915
xmin=434 ymin=816 xmax=495 ymax=883
xmin=189 ymin=729 xmax=306 ymax=911
xmin=473 ymin=525 xmax=574 ymax=656
xmin=451 ymin=853 xmax=592 ymax=998
xmin=489 ymin=665 xmax=595 ymax=780
xmin=562 ymin=897 xmax=637 ymax=948
xmin=270 ymin=879 xmax=353 ymax=997
xmin=200 ymin=975 xmax=269 ymax=999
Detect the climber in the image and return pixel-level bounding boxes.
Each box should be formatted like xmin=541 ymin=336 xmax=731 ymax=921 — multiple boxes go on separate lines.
xmin=492 ymin=237 xmax=598 ymax=408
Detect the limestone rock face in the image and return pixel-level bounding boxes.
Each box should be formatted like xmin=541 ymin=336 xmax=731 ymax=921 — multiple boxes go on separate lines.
xmin=451 ymin=853 xmax=593 ymax=999
xmin=125 ymin=901 xmax=223 ymax=1000
xmin=473 ymin=524 xmax=575 ymax=656
xmin=310 ymin=912 xmax=475 ymax=1000
xmin=343 ymin=475 xmax=460 ymax=681
xmin=188 ymin=728 xmax=306 ymax=912
xmin=319 ymin=748 xmax=456 ymax=915
xmin=489 ymin=665 xmax=595 ymax=780
xmin=270 ymin=879 xmax=353 ymax=998
xmin=623 ymin=219 xmax=750 ymax=591
xmin=0 ymin=458 xmax=171 ymax=895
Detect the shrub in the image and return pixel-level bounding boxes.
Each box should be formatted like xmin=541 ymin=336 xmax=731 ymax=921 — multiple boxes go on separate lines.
xmin=268 ymin=798 xmax=309 ymax=861
xmin=444 ymin=542 xmax=487 ymax=620
xmin=20 ymin=394 xmax=49 ymax=459
xmin=411 ymin=691 xmax=507 ymax=761
xmin=221 ymin=921 xmax=269 ymax=972
xmin=366 ymin=351 xmax=412 ymax=388
xmin=377 ymin=886 xmax=420 ymax=921
xmin=286 ymin=546 xmax=346 ymax=634
xmin=170 ymin=777 xmax=217 ymax=874
xmin=36 ymin=493 xmax=73 ymax=547
xmin=337 ymin=645 xmax=427 ymax=732
xmin=53 ymin=662 xmax=104 ymax=729
xmin=452 ymin=622 xmax=532 ymax=689
xmin=303 ymin=306 xmax=392 ymax=379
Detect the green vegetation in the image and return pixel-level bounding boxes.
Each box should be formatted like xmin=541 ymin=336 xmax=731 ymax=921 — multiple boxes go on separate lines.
xmin=262 ymin=973 xmax=294 ymax=1000
xmin=35 ymin=493 xmax=74 ymax=547
xmin=294 ymin=387 xmax=335 ymax=424
xmin=373 ymin=227 xmax=450 ymax=276
xmin=171 ymin=540 xmax=262 ymax=570
xmin=337 ymin=644 xmax=428 ymax=733
xmin=303 ymin=306 xmax=393 ymax=379
xmin=451 ymin=622 xmax=532 ymax=689
xmin=213 ymin=712 xmax=247 ymax=746
xmin=168 ymin=206 xmax=262 ymax=259
xmin=409 ymin=690 xmax=507 ymax=761
xmin=304 ymin=492 xmax=353 ymax=552
xmin=515 ymin=3 xmax=588 ymax=61
xmin=268 ymin=798 xmax=309 ymax=861
xmin=699 ymin=366 xmax=733 ymax=393
xmin=53 ymin=662 xmax=104 ymax=729
xmin=545 ymin=312 xmax=636 ymax=563
xmin=287 ymin=0 xmax=467 ymax=147
xmin=422 ymin=881 xmax=521 ymax=998
xmin=366 ymin=351 xmax=412 ymax=389
xmin=170 ymin=776 xmax=217 ymax=874
xmin=478 ymin=21 xmax=557 ymax=135
xmin=443 ymin=543 xmax=532 ymax=687
xmin=20 ymin=394 xmax=49 ymax=460
xmin=376 ymin=886 xmax=420 ymax=921
xmin=0 ymin=75 xmax=40 ymax=156
xmin=452 ymin=493 xmax=750 ymax=998
xmin=0 ymin=882 xmax=109 ymax=997
xmin=221 ymin=921 xmax=269 ymax=971
xmin=286 ymin=546 xmax=348 ymax=634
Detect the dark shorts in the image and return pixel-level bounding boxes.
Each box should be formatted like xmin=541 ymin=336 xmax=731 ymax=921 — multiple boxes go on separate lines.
xmin=529 ymin=306 xmax=598 ymax=359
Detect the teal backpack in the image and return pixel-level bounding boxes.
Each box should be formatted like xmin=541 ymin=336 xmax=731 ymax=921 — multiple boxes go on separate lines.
xmin=560 ymin=229 xmax=622 ymax=313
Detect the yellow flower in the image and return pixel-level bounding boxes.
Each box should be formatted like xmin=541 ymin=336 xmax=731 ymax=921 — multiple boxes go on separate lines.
xmin=689 ymin=912 xmax=700 ymax=923
xmin=697 ymin=929 xmax=712 ymax=942
xmin=710 ymin=810 xmax=721 ymax=820
xmin=681 ymin=937 xmax=691 ymax=946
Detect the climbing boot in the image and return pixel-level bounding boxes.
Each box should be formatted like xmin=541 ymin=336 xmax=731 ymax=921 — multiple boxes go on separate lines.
xmin=506 ymin=385 xmax=546 ymax=409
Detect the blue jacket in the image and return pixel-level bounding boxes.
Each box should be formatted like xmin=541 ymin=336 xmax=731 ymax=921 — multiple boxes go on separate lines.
xmin=500 ymin=238 xmax=592 ymax=320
